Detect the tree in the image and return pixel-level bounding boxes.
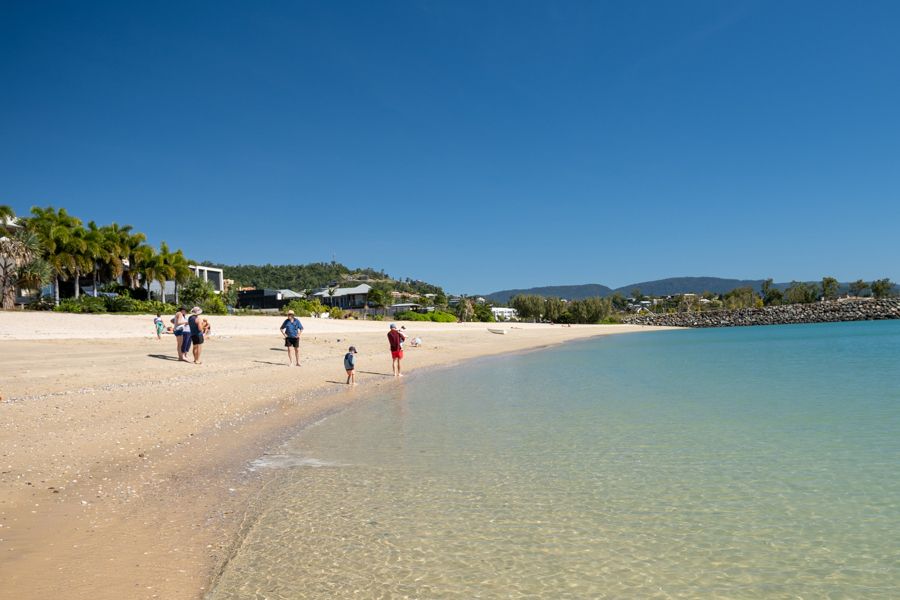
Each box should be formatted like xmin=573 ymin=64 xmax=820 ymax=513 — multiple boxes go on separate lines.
xmin=167 ymin=248 xmax=192 ymax=304
xmin=1 ymin=228 xmax=50 ymax=309
xmin=609 ymin=293 xmax=628 ymax=312
xmin=456 ymin=297 xmax=474 ymax=322
xmin=566 ymin=297 xmax=611 ymax=323
xmin=543 ymin=297 xmax=566 ymax=322
xmin=367 ymin=287 xmax=387 ymax=308
xmin=848 ymin=279 xmax=869 ymax=297
xmin=784 ymin=281 xmax=818 ymax=304
xmin=149 ymin=242 xmax=177 ymax=301
xmin=180 ymin=276 xmax=216 ymax=309
xmin=473 ymin=303 xmax=496 ymax=322
xmin=870 ymin=278 xmax=895 ymax=299
xmin=821 ymin=276 xmax=840 ymax=301
xmin=631 ymin=288 xmax=644 ymax=302
xmin=760 ymin=279 xmax=783 ymax=306
xmin=724 ymin=286 xmax=757 ymax=309
xmin=510 ymin=294 xmax=544 ymax=321
xmin=28 ymin=206 xmax=84 ymax=305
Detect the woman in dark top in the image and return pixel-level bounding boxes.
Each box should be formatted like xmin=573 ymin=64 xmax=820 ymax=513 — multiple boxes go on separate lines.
xmin=188 ymin=306 xmax=204 ymax=364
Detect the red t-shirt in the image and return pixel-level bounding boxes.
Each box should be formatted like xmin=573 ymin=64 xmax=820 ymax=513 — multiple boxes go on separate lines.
xmin=387 ymin=329 xmax=405 ymax=351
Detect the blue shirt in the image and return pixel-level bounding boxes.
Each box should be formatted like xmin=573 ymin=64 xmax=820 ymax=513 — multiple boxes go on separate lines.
xmin=344 ymin=352 xmax=356 ymax=370
xmin=281 ymin=318 xmax=303 ymax=338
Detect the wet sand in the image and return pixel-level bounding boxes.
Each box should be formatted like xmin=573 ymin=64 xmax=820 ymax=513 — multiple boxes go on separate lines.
xmin=0 ymin=312 xmax=672 ymax=599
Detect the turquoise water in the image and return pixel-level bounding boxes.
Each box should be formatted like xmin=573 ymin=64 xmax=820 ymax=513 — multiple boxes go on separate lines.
xmin=210 ymin=321 xmax=900 ymax=599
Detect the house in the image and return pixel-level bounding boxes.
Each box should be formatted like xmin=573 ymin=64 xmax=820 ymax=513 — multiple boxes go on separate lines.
xmin=491 ymin=307 xmax=518 ymax=321
xmin=387 ymin=302 xmax=423 ymax=315
xmin=311 ymin=283 xmax=371 ymax=310
xmin=237 ymin=288 xmax=303 ymax=310
xmin=190 ymin=265 xmax=224 ymax=293
xmin=149 ymin=264 xmax=226 ymax=301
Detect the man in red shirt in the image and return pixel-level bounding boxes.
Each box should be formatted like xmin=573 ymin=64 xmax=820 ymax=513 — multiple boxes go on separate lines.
xmin=387 ymin=323 xmax=406 ymax=377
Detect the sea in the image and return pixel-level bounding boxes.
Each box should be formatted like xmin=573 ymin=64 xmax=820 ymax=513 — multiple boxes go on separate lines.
xmin=208 ymin=321 xmax=900 ymax=599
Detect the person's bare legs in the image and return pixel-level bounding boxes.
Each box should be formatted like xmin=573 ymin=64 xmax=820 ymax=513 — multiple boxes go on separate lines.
xmin=287 ymin=344 xmax=300 ymax=366
xmin=346 ymin=369 xmax=355 ymax=385
xmin=176 ymin=334 xmax=184 ymax=360
xmin=393 ymin=357 xmax=402 ymax=377
xmin=193 ymin=342 xmax=203 ymax=364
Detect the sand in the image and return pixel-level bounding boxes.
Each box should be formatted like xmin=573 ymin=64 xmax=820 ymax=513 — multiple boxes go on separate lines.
xmin=0 ymin=311 xmax=672 ymax=599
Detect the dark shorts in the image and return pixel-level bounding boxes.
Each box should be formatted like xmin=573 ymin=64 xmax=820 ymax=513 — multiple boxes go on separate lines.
xmin=191 ymin=334 xmax=204 ymax=345
xmin=285 ymin=337 xmax=299 ymax=348
xmin=391 ymin=349 xmax=403 ymax=359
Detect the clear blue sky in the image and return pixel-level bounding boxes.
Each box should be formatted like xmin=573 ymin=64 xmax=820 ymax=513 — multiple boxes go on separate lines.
xmin=2 ymin=1 xmax=898 ymax=293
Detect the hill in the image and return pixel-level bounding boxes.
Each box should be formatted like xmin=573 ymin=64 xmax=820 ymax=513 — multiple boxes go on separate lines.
xmin=203 ymin=262 xmax=445 ymax=296
xmin=610 ymin=277 xmax=767 ymax=297
xmin=486 ymin=277 xmax=808 ymax=303
xmin=484 ymin=284 xmax=613 ymax=304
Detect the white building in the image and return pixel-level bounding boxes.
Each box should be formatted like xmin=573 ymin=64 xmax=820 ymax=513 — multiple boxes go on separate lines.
xmin=491 ymin=307 xmax=518 ymax=321
xmin=150 ymin=265 xmax=226 ymax=301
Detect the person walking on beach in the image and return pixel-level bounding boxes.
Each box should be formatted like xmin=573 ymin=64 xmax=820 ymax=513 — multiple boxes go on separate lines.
xmin=387 ymin=323 xmax=406 ymax=377
xmin=173 ymin=307 xmax=191 ymax=361
xmin=188 ymin=306 xmax=204 ymax=364
xmin=344 ymin=346 xmax=358 ymax=385
xmin=153 ymin=313 xmax=164 ymax=340
xmin=280 ymin=310 xmax=304 ymax=366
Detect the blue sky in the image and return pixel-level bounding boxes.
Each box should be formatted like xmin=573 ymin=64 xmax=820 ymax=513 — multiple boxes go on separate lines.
xmin=2 ymin=1 xmax=898 ymax=293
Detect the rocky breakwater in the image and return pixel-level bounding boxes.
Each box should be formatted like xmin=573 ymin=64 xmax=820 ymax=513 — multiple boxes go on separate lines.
xmin=623 ymin=298 xmax=900 ymax=328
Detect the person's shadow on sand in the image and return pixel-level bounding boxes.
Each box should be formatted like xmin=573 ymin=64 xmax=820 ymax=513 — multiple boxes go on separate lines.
xmin=147 ymin=354 xmax=181 ymax=361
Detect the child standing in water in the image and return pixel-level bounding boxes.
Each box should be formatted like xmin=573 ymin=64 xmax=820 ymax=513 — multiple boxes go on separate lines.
xmin=344 ymin=346 xmax=358 ymax=385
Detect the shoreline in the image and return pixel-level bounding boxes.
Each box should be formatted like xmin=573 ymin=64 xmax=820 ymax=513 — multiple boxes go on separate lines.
xmin=0 ymin=312 xmax=675 ymax=599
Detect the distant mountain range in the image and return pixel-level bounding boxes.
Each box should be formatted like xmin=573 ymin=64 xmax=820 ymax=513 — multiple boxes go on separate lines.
xmin=484 ymin=277 xmax=814 ymax=303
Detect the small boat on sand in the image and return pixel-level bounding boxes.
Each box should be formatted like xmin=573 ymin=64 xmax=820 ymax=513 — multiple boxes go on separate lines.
xmin=487 ymin=328 xmax=508 ymax=335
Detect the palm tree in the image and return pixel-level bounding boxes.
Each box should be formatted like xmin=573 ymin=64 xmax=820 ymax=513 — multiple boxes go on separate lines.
xmin=1 ymin=228 xmax=50 ymax=309
xmin=83 ymin=221 xmax=113 ymax=296
xmin=96 ymin=223 xmax=126 ymax=289
xmin=70 ymin=226 xmax=96 ymax=299
xmin=168 ymin=249 xmax=192 ymax=305
xmin=111 ymin=225 xmax=148 ymax=290
xmin=151 ymin=242 xmax=177 ymax=302
xmin=28 ymin=206 xmax=84 ymax=305
xmin=138 ymin=246 xmax=159 ymax=298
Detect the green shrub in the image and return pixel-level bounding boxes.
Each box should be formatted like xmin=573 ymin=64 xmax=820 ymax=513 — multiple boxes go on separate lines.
xmin=203 ymin=295 xmax=227 ymax=315
xmin=394 ymin=310 xmax=458 ymax=323
xmin=431 ymin=311 xmax=458 ymax=322
xmin=55 ymin=296 xmax=107 ymax=313
xmin=329 ymin=306 xmax=344 ymax=319
xmin=105 ymin=295 xmax=141 ymax=312
xmin=283 ymin=298 xmax=327 ymax=317
xmin=26 ymin=296 xmax=55 ymax=311
xmin=101 ymin=295 xmax=175 ymax=314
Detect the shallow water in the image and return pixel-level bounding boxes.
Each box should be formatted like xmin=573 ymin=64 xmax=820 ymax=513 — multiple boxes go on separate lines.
xmin=210 ymin=321 xmax=900 ymax=599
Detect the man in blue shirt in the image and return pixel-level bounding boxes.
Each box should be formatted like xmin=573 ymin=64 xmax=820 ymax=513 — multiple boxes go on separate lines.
xmin=280 ymin=310 xmax=304 ymax=366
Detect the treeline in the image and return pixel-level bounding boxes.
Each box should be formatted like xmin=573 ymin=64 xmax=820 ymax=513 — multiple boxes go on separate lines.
xmin=636 ymin=276 xmax=895 ymax=314
xmin=510 ymin=294 xmax=615 ymax=324
xmin=0 ymin=205 xmax=225 ymax=313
